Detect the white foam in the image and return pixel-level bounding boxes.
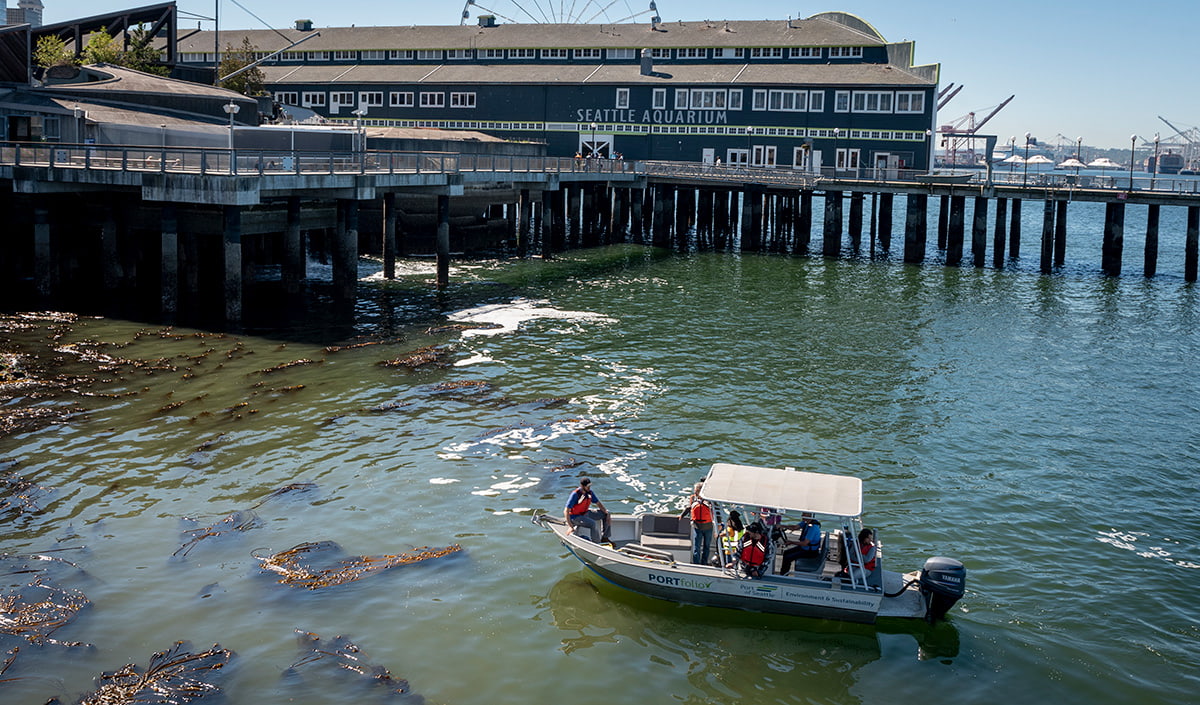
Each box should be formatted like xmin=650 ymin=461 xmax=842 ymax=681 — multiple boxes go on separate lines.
xmin=447 ymin=298 xmax=615 ymax=338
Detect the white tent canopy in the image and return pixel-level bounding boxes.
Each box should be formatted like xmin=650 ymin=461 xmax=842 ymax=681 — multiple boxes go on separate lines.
xmin=1025 ymin=154 xmax=1054 ymax=165
xmin=1058 ymin=157 xmax=1087 ymax=169
xmin=700 ymin=463 xmax=863 ymax=517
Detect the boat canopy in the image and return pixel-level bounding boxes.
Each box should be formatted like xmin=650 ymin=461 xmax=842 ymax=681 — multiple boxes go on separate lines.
xmin=700 ymin=463 xmax=863 ymax=518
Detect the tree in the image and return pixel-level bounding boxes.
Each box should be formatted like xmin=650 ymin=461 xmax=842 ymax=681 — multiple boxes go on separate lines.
xmin=33 ymin=35 xmax=76 ymax=69
xmin=80 ymin=27 xmax=121 ymax=65
xmin=124 ymin=26 xmax=169 ymax=76
xmin=217 ymin=37 xmax=265 ymax=96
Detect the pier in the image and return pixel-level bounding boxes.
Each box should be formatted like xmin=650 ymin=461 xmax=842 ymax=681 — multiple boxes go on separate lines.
xmin=3 ymin=141 xmax=1198 ymax=324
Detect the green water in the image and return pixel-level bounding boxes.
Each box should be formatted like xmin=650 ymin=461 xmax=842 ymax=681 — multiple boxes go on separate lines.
xmin=1 ymin=247 xmax=1197 ymax=704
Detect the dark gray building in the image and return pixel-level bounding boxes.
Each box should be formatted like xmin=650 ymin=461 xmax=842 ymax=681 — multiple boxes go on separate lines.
xmin=179 ymin=12 xmax=940 ymax=173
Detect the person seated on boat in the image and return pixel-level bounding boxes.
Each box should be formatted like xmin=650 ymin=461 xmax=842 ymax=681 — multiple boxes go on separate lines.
xmin=779 ymin=512 xmax=823 ymax=575
xmin=684 ymin=481 xmax=715 ymax=565
xmin=839 ymin=528 xmax=878 ymax=578
xmin=564 ymin=477 xmax=610 ymax=543
xmin=727 ymin=522 xmax=768 ymax=578
xmin=718 ymin=510 xmax=745 ymax=560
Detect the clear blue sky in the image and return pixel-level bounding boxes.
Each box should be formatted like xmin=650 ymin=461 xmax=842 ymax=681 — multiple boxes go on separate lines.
xmin=36 ymin=0 xmax=1199 ymax=150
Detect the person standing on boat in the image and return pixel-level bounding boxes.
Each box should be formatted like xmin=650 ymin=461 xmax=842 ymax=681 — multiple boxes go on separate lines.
xmin=564 ymin=477 xmax=609 ymax=542
xmin=684 ymin=482 xmax=714 ymax=565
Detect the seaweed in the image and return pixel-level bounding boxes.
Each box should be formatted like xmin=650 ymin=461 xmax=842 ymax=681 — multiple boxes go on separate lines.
xmin=286 ymin=630 xmax=414 ymax=696
xmin=73 ymin=642 xmax=233 ymax=704
xmin=0 ymin=472 xmax=52 ymax=515
xmin=173 ymin=510 xmax=262 ymax=558
xmin=379 ymin=346 xmax=454 ymax=370
xmin=0 ymin=553 xmax=91 ymax=648
xmin=254 ymin=541 xmax=461 ymax=590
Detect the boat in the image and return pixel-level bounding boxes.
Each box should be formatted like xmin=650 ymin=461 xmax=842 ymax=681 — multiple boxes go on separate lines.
xmin=533 ymin=462 xmax=966 ymax=624
xmin=914 ymin=171 xmax=975 ymax=185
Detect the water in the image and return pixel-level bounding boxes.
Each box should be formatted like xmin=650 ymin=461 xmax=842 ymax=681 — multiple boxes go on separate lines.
xmin=1 ymin=212 xmax=1198 ymax=704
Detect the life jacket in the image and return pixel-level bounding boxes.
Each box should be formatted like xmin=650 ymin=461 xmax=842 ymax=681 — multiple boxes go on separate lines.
xmin=721 ymin=528 xmax=744 ymax=552
xmin=860 ymin=541 xmax=877 ymax=571
xmin=568 ymin=489 xmax=593 ymax=516
xmin=691 ymin=500 xmax=712 ymax=524
xmin=739 ymin=538 xmax=766 ymax=566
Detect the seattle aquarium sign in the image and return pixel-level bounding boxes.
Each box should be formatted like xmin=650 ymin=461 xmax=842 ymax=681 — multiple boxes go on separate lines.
xmin=575 ymin=108 xmax=730 ymax=125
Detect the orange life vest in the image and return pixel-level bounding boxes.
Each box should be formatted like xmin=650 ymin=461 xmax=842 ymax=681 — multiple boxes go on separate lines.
xmin=739 ymin=539 xmax=766 ymax=566
xmin=568 ymin=489 xmax=592 ymax=516
xmin=691 ymin=501 xmax=712 ymax=524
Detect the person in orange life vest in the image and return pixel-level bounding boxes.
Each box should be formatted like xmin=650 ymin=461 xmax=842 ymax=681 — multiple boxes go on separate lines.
xmin=564 ymin=477 xmax=609 ymax=542
xmin=684 ymin=481 xmax=714 ymax=564
xmin=727 ymin=522 xmax=768 ymax=578
xmin=858 ymin=528 xmax=877 ymax=572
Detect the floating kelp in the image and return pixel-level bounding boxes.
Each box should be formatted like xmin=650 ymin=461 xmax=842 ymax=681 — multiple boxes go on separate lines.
xmin=174 ymin=510 xmax=262 ymax=558
xmin=324 ymin=340 xmax=393 ymax=353
xmin=379 ymin=346 xmax=454 ymax=370
xmin=254 ymin=359 xmax=320 ymax=375
xmin=0 ymin=553 xmax=91 ymax=648
xmin=254 ymin=541 xmax=462 ymax=590
xmin=0 ymin=472 xmax=52 ymax=514
xmin=73 ymin=642 xmax=233 ymax=704
xmin=286 ymin=630 xmax=412 ymax=696
xmin=430 ymin=381 xmax=491 ymax=393
xmin=367 ymin=401 xmax=410 ymax=413
xmin=251 ymin=482 xmax=318 ymax=508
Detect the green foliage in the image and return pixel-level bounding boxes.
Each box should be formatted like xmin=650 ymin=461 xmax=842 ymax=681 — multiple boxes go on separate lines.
xmin=33 ymin=35 xmax=76 ymax=69
xmin=124 ymin=27 xmax=169 ymax=76
xmin=80 ymin=27 xmax=121 ymax=65
xmin=217 ymin=37 xmax=266 ymax=96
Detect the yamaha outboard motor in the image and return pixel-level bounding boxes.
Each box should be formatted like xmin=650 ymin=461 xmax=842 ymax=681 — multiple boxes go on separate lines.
xmin=919 ymin=556 xmax=966 ymax=622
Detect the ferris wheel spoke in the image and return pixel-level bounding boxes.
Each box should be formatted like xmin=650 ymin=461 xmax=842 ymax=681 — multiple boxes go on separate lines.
xmin=581 ymin=0 xmax=623 ymax=24
xmin=461 ymin=0 xmax=663 ymax=24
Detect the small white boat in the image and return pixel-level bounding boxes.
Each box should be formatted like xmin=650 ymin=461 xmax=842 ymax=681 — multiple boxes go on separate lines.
xmin=534 ymin=462 xmax=966 ymax=624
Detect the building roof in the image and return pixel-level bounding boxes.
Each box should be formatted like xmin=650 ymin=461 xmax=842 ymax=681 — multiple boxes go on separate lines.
xmin=262 ymin=60 xmax=933 ymax=87
xmin=48 ymin=63 xmax=249 ymax=100
xmin=179 ymin=15 xmax=888 ymax=53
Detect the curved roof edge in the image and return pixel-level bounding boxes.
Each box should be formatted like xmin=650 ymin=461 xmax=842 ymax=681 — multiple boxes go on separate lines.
xmin=806 ymin=11 xmax=885 ymax=42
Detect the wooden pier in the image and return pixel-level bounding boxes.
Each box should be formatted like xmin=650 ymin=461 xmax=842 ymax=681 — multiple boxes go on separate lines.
xmin=3 ymin=141 xmax=1198 ymax=325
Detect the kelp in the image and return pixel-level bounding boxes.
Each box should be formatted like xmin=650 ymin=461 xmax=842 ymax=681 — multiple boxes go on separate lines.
xmin=254 ymin=541 xmax=461 ymax=590
xmin=287 ymin=630 xmax=412 ymax=695
xmin=0 ymin=472 xmax=52 ymax=514
xmin=0 ymin=553 xmax=90 ymax=648
xmin=379 ymin=346 xmax=454 ymax=370
xmin=74 ymin=642 xmax=232 ymax=704
xmin=173 ymin=510 xmax=262 ymax=558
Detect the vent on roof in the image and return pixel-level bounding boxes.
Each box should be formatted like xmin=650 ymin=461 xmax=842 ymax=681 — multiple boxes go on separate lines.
xmin=295 ymin=19 xmax=314 ymax=32
xmin=478 ymin=14 xmax=497 ymax=28
xmin=640 ymin=48 xmax=653 ymax=76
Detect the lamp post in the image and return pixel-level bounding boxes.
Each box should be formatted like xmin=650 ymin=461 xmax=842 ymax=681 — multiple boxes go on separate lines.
xmin=590 ymin=121 xmax=597 ymax=158
xmin=1129 ymin=133 xmax=1137 ymax=190
xmin=1075 ymin=135 xmax=1083 ymax=176
xmin=1151 ymin=132 xmax=1160 ymax=190
xmin=1008 ymin=136 xmax=1015 ymax=175
xmin=223 ymin=100 xmax=240 ymax=173
xmin=1023 ymin=131 xmax=1031 ymax=186
xmin=925 ymin=128 xmax=932 ymax=173
xmin=832 ymin=126 xmax=840 ymax=175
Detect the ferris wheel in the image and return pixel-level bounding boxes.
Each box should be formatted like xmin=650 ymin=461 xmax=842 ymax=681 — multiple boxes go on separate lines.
xmin=460 ymin=0 xmax=662 ymax=25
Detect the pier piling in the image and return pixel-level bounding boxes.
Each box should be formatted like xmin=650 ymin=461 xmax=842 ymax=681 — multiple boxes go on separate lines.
xmin=1144 ymin=204 xmax=1159 ymax=278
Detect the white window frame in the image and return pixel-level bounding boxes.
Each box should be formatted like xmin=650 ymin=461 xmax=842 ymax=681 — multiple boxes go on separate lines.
xmin=615 ymin=88 xmax=630 ymax=109
xmin=607 ymin=48 xmax=637 ymax=60
xmin=332 ymin=50 xmax=357 ymax=61
xmin=792 ymin=47 xmax=821 ymax=59
xmin=678 ymin=48 xmax=705 ymax=59
xmin=389 ymin=91 xmax=414 ymax=107
xmin=750 ymin=47 xmax=784 ymax=59
xmin=481 ymin=49 xmax=505 ymax=60
xmin=330 ymin=91 xmax=354 ymax=107
xmin=688 ymin=89 xmax=727 ymax=110
xmin=301 ymin=92 xmax=326 ymax=107
xmin=895 ymin=91 xmax=926 ymax=114
xmin=419 ymin=92 xmax=446 ymax=108
xmin=751 ymin=89 xmax=768 ymax=111
xmin=836 ymin=148 xmax=861 ymax=169
xmin=307 ymin=51 xmax=329 ymax=61
xmin=851 ymin=91 xmax=894 ymax=114
xmin=809 ymin=90 xmax=825 ymax=112
xmin=416 ymin=50 xmax=442 ymax=60
xmin=447 ymin=49 xmax=470 ymax=60
xmin=767 ymin=90 xmax=806 ymax=112
xmin=359 ymin=91 xmax=383 ymax=108
xmin=274 ymin=91 xmax=298 ymax=105
xmin=652 ymin=88 xmax=667 ymax=110
xmin=675 ymin=90 xmax=689 ymax=109
xmin=573 ymin=48 xmax=601 ymax=59
xmin=450 ymin=92 xmax=476 ymax=108
xmin=829 ymin=46 xmax=864 ymax=58
xmin=834 ymin=90 xmax=851 ymax=113
xmin=389 ymin=50 xmax=414 ymax=60
xmin=510 ymin=48 xmax=536 ymax=59
xmin=541 ymin=48 xmax=568 ymax=59
xmin=361 ymin=50 xmax=385 ymax=61
xmin=650 ymin=48 xmax=671 ymax=59
xmin=728 ymin=90 xmax=743 ymax=110
xmin=713 ymin=48 xmax=734 ymax=59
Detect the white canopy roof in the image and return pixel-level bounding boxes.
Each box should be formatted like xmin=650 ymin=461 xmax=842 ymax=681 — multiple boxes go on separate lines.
xmin=700 ymin=463 xmax=863 ymax=517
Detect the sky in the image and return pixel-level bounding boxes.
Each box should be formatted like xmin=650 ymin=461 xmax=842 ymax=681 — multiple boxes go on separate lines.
xmin=32 ymin=0 xmax=1200 ymax=151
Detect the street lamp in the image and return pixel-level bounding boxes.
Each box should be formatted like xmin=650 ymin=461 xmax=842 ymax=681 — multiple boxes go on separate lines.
xmin=833 ymin=126 xmax=840 ymax=174
xmin=925 ymin=128 xmax=932 ymax=173
xmin=1075 ymin=135 xmax=1083 ymax=176
xmin=1008 ymin=135 xmax=1016 ymax=175
xmin=223 ymin=100 xmax=240 ymax=151
xmin=1151 ymin=132 xmax=1160 ymax=190
xmin=590 ymin=121 xmax=597 ymax=158
xmin=1129 ymin=133 xmax=1137 ymax=190
xmin=745 ymin=125 xmax=753 ymax=166
xmin=1023 ymin=131 xmax=1031 ymax=186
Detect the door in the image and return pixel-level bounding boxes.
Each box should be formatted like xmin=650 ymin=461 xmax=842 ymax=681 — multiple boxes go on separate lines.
xmin=727 ymin=148 xmax=749 ymax=167
xmin=751 ymin=145 xmax=777 ymax=168
xmin=579 ymin=133 xmax=612 ymax=158
xmin=701 ymin=148 xmax=715 ymax=164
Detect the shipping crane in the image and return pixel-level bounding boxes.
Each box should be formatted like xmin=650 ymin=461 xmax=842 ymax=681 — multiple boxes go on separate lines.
xmin=936 ymin=95 xmax=1014 ymax=166
xmin=1158 ymin=116 xmax=1200 ymax=168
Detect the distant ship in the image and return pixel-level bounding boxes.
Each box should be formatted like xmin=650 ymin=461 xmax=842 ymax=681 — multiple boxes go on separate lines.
xmin=1147 ymin=151 xmax=1185 ymax=175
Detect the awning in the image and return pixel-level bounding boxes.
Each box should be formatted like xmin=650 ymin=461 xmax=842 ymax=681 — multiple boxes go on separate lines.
xmin=700 ymin=463 xmax=863 ymax=517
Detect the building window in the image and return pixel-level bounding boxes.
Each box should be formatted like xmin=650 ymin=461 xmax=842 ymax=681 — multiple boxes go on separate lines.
xmin=332 ymin=50 xmax=357 ymax=61
xmin=419 ymin=92 xmax=446 ymax=107
xmin=809 ymin=90 xmax=825 ymax=112
xmin=895 ymin=91 xmax=925 ymax=113
xmin=675 ymin=89 xmax=689 ymax=109
xmin=678 ymin=48 xmax=706 ymax=59
xmin=689 ymin=89 xmax=727 ymax=109
xmin=650 ymin=48 xmax=671 ymax=59
xmin=573 ymin=48 xmax=601 ymax=59
xmin=330 ymin=92 xmax=354 ymax=107
xmin=450 ymin=92 xmax=476 ymax=108
xmin=834 ymin=90 xmax=851 ymax=113
xmin=361 ymin=50 xmax=385 ymax=61
xmin=481 ymin=49 xmax=505 ymax=59
xmin=510 ymin=48 xmax=536 ymax=59
xmin=751 ymin=89 xmax=768 ymax=111
xmin=652 ymin=88 xmax=667 ymax=110
xmin=829 ymin=46 xmax=864 ymax=58
xmin=390 ymin=91 xmax=414 ymax=107
xmin=359 ymin=91 xmax=383 ymax=107
xmin=728 ymin=90 xmax=743 ymax=110
xmin=389 ymin=49 xmax=414 ymax=60
xmin=615 ymin=88 xmax=630 ymax=109
xmin=767 ymin=89 xmax=806 ymax=111
xmin=712 ymin=48 xmax=733 ymax=59
xmin=274 ymin=91 xmax=298 ymax=105
xmin=734 ymin=48 xmax=747 ymax=59
xmin=541 ymin=49 xmax=567 ymax=59
xmin=792 ymin=47 xmax=822 ymax=59
xmin=607 ymin=48 xmax=636 ymax=60
xmin=307 ymin=51 xmax=329 ymax=61
xmin=851 ymin=91 xmax=893 ymax=113
xmin=836 ymin=148 xmax=861 ymax=169
xmin=301 ymin=92 xmax=326 ymax=107
xmin=417 ymin=50 xmax=442 ymax=60
xmin=750 ymin=47 xmax=784 ymax=59
xmin=447 ymin=49 xmax=470 ymax=60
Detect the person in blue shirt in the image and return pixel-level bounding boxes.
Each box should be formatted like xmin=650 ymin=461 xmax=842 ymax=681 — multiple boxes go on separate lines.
xmin=564 ymin=477 xmax=609 ymax=542
xmin=779 ymin=512 xmax=823 ymax=575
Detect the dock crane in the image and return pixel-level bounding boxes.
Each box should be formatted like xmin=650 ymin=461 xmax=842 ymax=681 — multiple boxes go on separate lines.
xmin=936 ymin=94 xmax=1014 ymax=166
xmin=1158 ymin=116 xmax=1199 ymax=167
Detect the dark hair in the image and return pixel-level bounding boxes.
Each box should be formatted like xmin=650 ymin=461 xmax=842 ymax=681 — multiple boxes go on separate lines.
xmin=858 ymin=528 xmax=873 ymax=543
xmin=580 ymin=478 xmax=591 ymax=486
xmin=746 ymin=521 xmax=765 ymax=536
xmin=728 ymin=510 xmax=744 ymax=532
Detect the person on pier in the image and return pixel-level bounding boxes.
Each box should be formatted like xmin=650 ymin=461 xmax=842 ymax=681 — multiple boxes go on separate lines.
xmin=564 ymin=477 xmax=610 ymax=543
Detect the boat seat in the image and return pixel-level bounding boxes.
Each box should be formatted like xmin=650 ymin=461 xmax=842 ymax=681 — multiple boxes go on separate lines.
xmin=639 ymin=536 xmax=691 ymax=552
xmin=640 ymin=513 xmax=690 ymax=539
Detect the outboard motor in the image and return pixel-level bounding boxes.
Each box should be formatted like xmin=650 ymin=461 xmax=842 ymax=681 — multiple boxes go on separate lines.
xmin=919 ymin=556 xmax=966 ymax=622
